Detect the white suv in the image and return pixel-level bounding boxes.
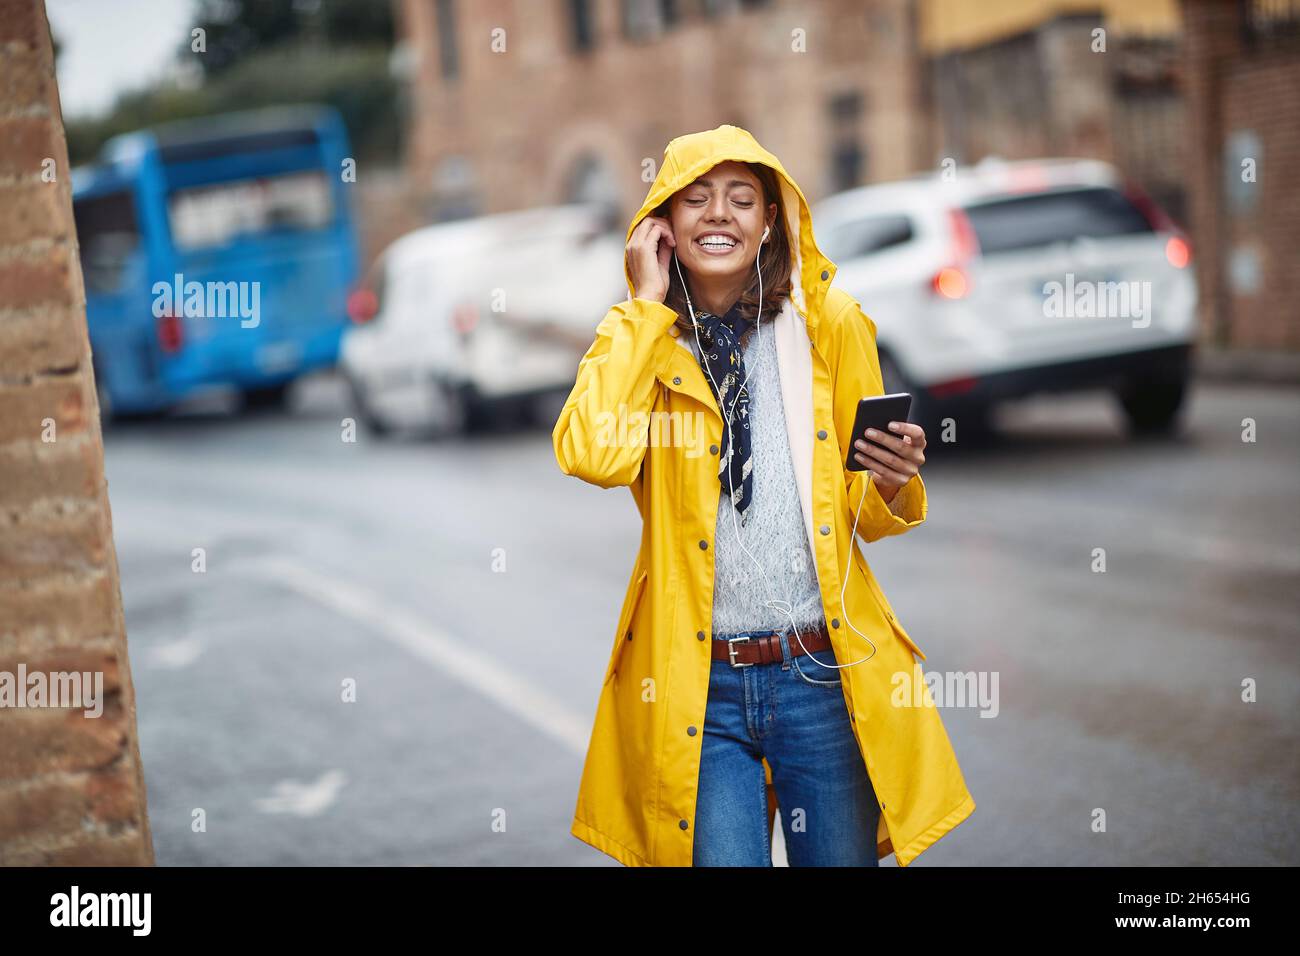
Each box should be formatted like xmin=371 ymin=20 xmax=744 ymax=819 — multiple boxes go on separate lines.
xmin=340 ymin=203 xmax=626 ymax=437
xmin=812 ymin=158 xmax=1197 ymax=436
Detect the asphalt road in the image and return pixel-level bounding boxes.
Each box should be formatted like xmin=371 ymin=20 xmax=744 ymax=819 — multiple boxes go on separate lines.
xmin=102 ymin=373 xmax=1300 ymax=866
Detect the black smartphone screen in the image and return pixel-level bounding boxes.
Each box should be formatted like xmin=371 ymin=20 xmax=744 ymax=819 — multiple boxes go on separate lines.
xmin=845 ymin=393 xmax=914 ymax=472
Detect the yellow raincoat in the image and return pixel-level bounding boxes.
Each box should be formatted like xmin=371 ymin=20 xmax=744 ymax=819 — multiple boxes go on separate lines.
xmin=552 ymin=124 xmax=975 ymax=866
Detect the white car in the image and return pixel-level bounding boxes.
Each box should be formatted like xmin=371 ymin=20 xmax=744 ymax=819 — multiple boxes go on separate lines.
xmin=811 ymin=157 xmax=1197 ymax=436
xmin=340 ymin=203 xmax=627 ymax=436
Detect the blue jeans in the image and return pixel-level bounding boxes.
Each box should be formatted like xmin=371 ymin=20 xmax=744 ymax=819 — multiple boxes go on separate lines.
xmin=692 ymin=628 xmax=881 ymax=867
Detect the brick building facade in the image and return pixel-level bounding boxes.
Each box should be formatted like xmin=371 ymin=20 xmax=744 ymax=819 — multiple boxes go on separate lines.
xmin=0 ymin=0 xmax=153 ymax=864
xmin=397 ymin=0 xmax=926 ymax=220
xmin=1180 ymin=0 xmax=1299 ymax=349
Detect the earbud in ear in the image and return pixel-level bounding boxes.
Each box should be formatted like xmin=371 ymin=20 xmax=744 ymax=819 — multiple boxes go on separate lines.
xmin=762 ymin=226 xmax=770 ymax=242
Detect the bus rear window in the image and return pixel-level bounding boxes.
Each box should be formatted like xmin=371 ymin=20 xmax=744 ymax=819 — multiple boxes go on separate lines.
xmin=167 ymin=170 xmax=334 ymax=250
xmin=74 ymin=191 xmax=140 ymax=293
xmin=962 ymin=187 xmax=1153 ymax=256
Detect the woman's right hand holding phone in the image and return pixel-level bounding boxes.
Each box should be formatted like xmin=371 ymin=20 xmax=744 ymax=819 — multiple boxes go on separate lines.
xmin=627 ymin=216 xmax=676 ymax=304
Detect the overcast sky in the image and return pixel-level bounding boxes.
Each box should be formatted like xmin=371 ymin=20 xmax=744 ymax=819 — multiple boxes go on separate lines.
xmin=47 ymin=0 xmax=198 ymax=119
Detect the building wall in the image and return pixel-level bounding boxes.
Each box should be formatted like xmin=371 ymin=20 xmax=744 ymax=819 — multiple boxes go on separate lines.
xmin=1181 ymin=0 xmax=1300 ymax=348
xmin=926 ymin=12 xmax=1185 ymax=216
xmin=921 ymin=0 xmax=1180 ymax=53
xmin=0 ymin=0 xmax=154 ymax=864
xmin=397 ymin=0 xmax=925 ymax=224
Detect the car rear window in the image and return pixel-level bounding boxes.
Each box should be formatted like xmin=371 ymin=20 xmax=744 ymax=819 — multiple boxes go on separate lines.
xmin=818 ymin=214 xmax=914 ymax=261
xmin=962 ymin=187 xmax=1152 ymax=256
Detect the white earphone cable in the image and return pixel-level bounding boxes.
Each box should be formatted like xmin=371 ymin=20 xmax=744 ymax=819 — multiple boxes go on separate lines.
xmin=671 ymin=221 xmax=879 ymax=678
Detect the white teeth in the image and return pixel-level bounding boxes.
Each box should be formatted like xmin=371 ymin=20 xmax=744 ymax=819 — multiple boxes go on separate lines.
xmin=698 ymin=236 xmax=737 ymax=249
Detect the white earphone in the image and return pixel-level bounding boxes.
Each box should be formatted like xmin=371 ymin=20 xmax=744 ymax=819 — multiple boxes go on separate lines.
xmin=671 ymin=217 xmax=879 ymax=679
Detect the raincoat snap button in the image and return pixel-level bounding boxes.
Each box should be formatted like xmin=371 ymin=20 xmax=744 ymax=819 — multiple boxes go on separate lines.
xmin=831 ymin=618 xmax=840 ymax=628
xmin=821 ymin=270 xmax=830 ymax=280
xmin=625 ymin=629 xmax=632 ymax=641
xmin=710 ymin=444 xmax=719 ymax=455
xmin=672 ymin=376 xmax=681 ymax=385
xmin=697 ymin=630 xmax=706 ymax=640
xmin=820 ymin=525 xmax=830 ymax=535
xmin=817 ymin=429 xmax=827 ymax=440
xmin=687 ymin=725 xmax=697 ymax=736
xmin=699 ymin=539 xmax=708 ymax=550
xmin=679 ymin=819 xmax=689 ymax=830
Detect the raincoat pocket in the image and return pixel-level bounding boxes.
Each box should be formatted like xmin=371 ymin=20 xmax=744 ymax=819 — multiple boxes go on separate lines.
xmin=887 ymin=615 xmax=926 ymax=663
xmin=852 ymin=545 xmax=927 ymax=662
xmin=604 ymin=568 xmax=649 ymax=685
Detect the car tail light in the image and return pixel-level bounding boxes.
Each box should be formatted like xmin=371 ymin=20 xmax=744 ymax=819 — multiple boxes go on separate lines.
xmin=932 ymin=267 xmax=969 ymax=299
xmin=346 ymin=287 xmax=379 ymax=324
xmin=930 ymin=208 xmax=980 ymax=300
xmin=1123 ymin=180 xmax=1192 ymax=268
xmin=1122 ymin=180 xmax=1175 ymax=233
xmin=157 ymin=312 xmax=183 ymax=353
xmin=452 ymin=300 xmax=480 ymax=336
xmin=1164 ymin=235 xmax=1191 ymax=269
xmin=930 ymin=376 xmax=978 ymax=398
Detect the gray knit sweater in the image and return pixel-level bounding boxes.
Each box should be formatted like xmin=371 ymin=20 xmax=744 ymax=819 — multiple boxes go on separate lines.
xmin=685 ymin=317 xmax=826 ymax=637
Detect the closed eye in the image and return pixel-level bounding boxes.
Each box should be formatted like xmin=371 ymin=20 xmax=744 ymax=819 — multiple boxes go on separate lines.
xmin=684 ymin=196 xmax=755 ymax=208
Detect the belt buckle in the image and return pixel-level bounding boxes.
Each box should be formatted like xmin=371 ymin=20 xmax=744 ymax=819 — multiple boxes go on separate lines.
xmin=727 ymin=634 xmax=754 ymax=668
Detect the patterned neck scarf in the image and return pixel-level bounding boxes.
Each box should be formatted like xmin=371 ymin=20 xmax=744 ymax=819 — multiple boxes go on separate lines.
xmin=690 ymin=301 xmax=754 ymax=524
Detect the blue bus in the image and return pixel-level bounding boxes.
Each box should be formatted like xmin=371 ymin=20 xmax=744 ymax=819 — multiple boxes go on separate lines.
xmin=72 ymin=104 xmax=361 ymax=416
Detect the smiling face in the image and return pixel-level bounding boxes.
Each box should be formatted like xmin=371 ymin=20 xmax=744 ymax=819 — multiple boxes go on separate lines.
xmin=668 ymin=160 xmax=778 ymax=288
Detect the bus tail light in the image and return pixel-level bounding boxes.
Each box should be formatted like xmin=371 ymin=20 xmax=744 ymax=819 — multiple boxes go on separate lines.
xmin=157 ymin=312 xmax=183 ymax=353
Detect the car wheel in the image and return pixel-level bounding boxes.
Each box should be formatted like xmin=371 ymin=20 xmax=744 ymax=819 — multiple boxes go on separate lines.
xmin=243 ymin=382 xmax=291 ymax=412
xmin=424 ymin=378 xmax=468 ymax=440
xmin=345 ymin=374 xmax=391 ymax=436
xmin=949 ymin=399 xmax=996 ymax=443
xmin=527 ymin=387 xmax=570 ymax=431
xmin=1116 ymin=374 xmax=1188 ymax=436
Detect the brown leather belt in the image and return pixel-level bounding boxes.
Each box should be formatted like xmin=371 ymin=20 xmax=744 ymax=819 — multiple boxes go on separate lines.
xmin=710 ymin=622 xmax=834 ymax=667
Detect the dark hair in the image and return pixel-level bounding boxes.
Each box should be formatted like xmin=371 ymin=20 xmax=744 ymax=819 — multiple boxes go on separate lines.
xmin=648 ymin=161 xmax=793 ymax=349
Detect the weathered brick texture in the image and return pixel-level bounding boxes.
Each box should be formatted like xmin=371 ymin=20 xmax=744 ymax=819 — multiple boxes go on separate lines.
xmin=0 ymin=0 xmax=153 ymax=866
xmin=1181 ymin=0 xmax=1300 ymax=349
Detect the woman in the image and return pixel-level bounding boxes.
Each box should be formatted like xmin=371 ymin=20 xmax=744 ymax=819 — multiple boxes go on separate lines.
xmin=553 ymin=124 xmax=974 ymax=867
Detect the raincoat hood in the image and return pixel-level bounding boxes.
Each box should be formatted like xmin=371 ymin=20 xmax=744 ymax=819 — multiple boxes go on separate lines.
xmin=624 ymin=124 xmax=837 ymax=331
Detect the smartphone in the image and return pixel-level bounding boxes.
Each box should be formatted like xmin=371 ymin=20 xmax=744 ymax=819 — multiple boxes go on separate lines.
xmin=845 ymin=393 xmax=913 ymax=472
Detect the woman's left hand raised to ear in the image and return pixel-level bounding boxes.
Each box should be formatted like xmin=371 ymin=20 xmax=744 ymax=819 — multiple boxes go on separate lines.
xmin=852 ymin=421 xmax=926 ymax=499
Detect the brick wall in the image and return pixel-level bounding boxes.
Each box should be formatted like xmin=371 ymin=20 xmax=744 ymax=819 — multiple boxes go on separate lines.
xmin=1110 ymin=34 xmax=1187 ymax=226
xmin=1181 ymin=0 xmax=1300 ymax=349
xmin=0 ymin=0 xmax=153 ymax=864
xmin=398 ymin=0 xmax=923 ymax=222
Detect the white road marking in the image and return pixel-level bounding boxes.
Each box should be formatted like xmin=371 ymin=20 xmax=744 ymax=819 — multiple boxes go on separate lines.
xmin=144 ymin=636 xmax=204 ymax=670
xmin=242 ymin=556 xmax=591 ymax=755
xmin=254 ymin=769 xmax=347 ymax=817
